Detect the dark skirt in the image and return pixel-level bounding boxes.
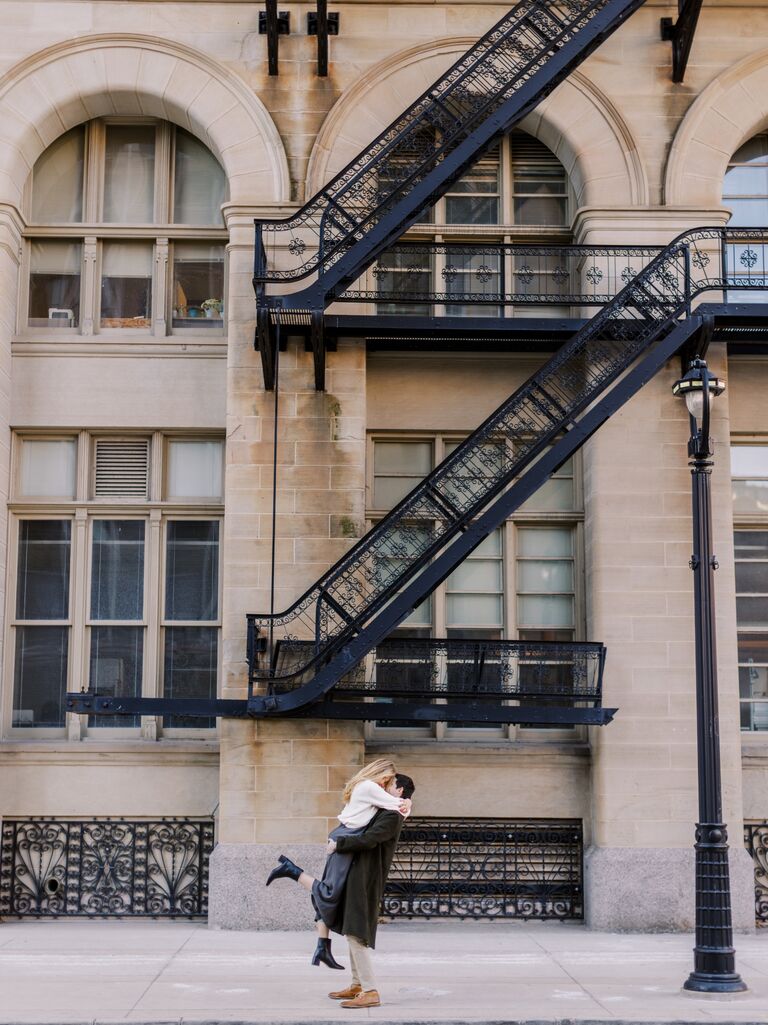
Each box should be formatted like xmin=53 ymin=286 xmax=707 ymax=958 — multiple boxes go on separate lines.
xmin=311 ymin=823 xmax=365 ymax=929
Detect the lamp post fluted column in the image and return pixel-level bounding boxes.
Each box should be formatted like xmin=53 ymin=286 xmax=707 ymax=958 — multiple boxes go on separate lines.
xmin=673 ymin=358 xmax=747 ymax=994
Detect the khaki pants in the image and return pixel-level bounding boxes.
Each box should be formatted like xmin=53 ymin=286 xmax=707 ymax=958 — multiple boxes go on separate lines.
xmin=346 ymin=934 xmax=376 ymax=991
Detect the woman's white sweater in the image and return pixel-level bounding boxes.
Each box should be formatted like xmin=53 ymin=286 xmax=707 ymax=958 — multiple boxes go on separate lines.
xmin=338 ymin=779 xmax=403 ymax=828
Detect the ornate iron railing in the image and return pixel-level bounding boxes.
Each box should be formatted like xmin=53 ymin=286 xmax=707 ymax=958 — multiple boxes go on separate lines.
xmin=248 ymin=228 xmax=768 ymax=716
xmin=745 ymin=821 xmax=768 ymax=927
xmin=0 ymin=818 xmax=213 ymax=918
xmin=334 ymin=241 xmax=663 ymax=308
xmin=249 ymin=632 xmax=604 ymax=701
xmin=383 ymin=817 xmax=583 ymax=920
xmin=254 ymin=0 xmax=646 ymax=304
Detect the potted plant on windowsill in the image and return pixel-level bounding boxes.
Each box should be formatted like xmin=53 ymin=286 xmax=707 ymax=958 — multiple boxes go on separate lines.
xmin=201 ymin=298 xmax=223 ymax=319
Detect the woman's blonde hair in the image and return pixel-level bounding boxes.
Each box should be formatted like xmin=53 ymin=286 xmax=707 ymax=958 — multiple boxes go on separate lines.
xmin=342 ymin=759 xmax=397 ymax=803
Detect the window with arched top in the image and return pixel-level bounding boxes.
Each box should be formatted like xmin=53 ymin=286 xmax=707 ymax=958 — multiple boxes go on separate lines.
xmin=373 ymin=130 xmax=571 ymax=317
xmin=24 ymin=120 xmax=229 ymax=336
xmin=724 ymin=133 xmax=768 ymax=226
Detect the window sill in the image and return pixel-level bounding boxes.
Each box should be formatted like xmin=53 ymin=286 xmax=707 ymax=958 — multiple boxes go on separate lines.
xmin=0 ymin=737 xmax=219 ymax=764
xmin=12 ymin=335 xmax=227 ymax=357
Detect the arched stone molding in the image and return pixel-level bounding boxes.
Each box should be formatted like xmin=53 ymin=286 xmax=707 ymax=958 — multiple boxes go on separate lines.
xmin=665 ymin=49 xmax=768 ymax=208
xmin=306 ymin=39 xmax=648 ymax=208
xmin=0 ymin=34 xmax=289 ymax=209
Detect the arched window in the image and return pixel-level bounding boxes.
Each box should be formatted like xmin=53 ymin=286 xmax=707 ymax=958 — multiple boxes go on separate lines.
xmin=25 ymin=120 xmax=229 ymax=335
xmin=723 ymin=133 xmax=768 ymax=226
xmin=374 ymin=130 xmax=570 ymax=316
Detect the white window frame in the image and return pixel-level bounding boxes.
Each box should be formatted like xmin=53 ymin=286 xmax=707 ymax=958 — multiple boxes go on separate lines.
xmin=3 ymin=430 xmax=224 ymax=740
xmin=19 ymin=117 xmax=228 ymax=344
xmin=364 ymin=432 xmax=584 ymax=744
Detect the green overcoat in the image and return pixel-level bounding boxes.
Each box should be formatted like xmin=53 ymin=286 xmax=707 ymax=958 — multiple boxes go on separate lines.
xmin=331 ymin=808 xmax=403 ymax=948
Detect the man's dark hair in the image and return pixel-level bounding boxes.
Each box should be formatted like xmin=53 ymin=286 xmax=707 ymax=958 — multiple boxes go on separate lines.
xmin=395 ymin=773 xmax=415 ymax=799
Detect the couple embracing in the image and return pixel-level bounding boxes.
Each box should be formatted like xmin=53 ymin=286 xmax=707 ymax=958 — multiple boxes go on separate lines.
xmin=265 ymin=759 xmax=416 ymax=1008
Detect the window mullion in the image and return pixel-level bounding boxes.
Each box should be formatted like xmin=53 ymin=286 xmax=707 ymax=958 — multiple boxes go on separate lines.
xmin=81 ymin=237 xmax=97 ymax=336
xmin=154 ymin=237 xmax=169 ymax=337
xmin=66 ymin=509 xmax=88 ymax=739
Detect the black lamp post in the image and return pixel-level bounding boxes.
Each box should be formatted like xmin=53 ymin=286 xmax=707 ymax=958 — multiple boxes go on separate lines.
xmin=672 ymin=357 xmax=747 ymax=994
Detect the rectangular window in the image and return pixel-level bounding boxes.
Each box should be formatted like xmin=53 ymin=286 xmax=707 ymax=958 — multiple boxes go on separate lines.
xmin=512 ymin=165 xmax=568 ymax=226
xmin=103 ymin=125 xmax=156 ymax=223
xmin=173 ymin=128 xmax=227 ymax=225
xmin=375 ymin=249 xmax=432 ymax=317
xmin=20 ymin=439 xmax=77 ymax=498
xmin=446 ymin=530 xmax=503 ymax=629
xmin=444 ymin=252 xmax=502 ymax=318
xmin=163 ymin=521 xmax=220 ymax=728
xmin=12 ymin=520 xmax=71 ymax=728
xmin=373 ymin=441 xmax=432 ymax=510
xmin=735 ymin=530 xmax=768 ymax=731
xmin=731 ymin=445 xmax=768 ymax=515
xmin=445 ymin=149 xmax=500 ymax=225
xmin=172 ymin=243 xmax=225 ymax=328
xmin=516 ymin=526 xmax=575 ymax=635
xmin=100 ymin=243 xmax=152 ymax=329
xmin=28 ymin=241 xmax=81 ymax=328
xmin=166 ymin=440 xmax=224 ymax=500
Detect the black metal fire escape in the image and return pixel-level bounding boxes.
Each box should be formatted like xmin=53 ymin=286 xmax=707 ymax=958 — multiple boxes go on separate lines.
xmin=65 ymin=0 xmax=768 ymax=728
xmin=254 ymin=0 xmax=649 ymax=390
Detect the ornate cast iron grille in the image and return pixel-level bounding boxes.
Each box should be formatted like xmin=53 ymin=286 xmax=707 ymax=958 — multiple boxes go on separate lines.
xmin=383 ymin=818 xmax=583 ymax=920
xmin=336 ymin=241 xmax=663 ymax=308
xmin=745 ymin=822 xmax=768 ymax=927
xmin=242 ymin=633 xmax=610 ymax=725
xmin=254 ymin=0 xmax=647 ymax=305
xmin=0 ymin=818 xmax=213 ymax=918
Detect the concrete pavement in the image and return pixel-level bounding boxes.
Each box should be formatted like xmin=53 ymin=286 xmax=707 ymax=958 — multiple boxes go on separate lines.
xmin=0 ymin=919 xmax=766 ymax=1024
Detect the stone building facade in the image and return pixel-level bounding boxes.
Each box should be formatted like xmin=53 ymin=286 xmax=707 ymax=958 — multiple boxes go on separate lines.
xmin=0 ymin=0 xmax=766 ymax=933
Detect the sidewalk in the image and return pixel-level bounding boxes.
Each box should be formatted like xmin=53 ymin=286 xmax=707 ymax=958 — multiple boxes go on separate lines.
xmin=0 ymin=919 xmax=766 ymax=1024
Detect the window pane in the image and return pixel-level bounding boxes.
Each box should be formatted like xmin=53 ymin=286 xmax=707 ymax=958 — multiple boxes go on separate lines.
xmin=374 ymin=442 xmax=432 ymax=474
xmin=726 ymin=198 xmax=768 ymax=227
xmin=731 ymin=446 xmax=768 ymax=475
xmin=736 ymin=597 xmax=768 ymax=629
xmin=90 ymin=520 xmax=145 ymax=620
xmin=445 ymin=196 xmax=499 ymax=225
xmin=100 ymin=243 xmax=152 ymax=329
xmin=723 ymin=165 xmax=768 ymax=197
xmin=513 ymin=195 xmax=568 ymax=225
xmin=740 ymin=664 xmax=768 ymax=700
xmin=738 ymin=632 xmax=768 ymax=663
xmin=733 ymin=480 xmax=768 ymax=514
xmin=735 ymin=531 xmax=768 ymax=558
xmin=518 ymin=594 xmax=574 ymax=628
xmin=519 ymin=476 xmax=574 ymax=512
xmin=103 ymin=125 xmax=155 ymax=223
xmin=167 ymin=440 xmax=224 ymax=499
xmin=172 ymin=244 xmax=225 ymax=328
xmin=89 ymin=625 xmax=143 ymax=728
xmin=373 ymin=476 xmax=422 ymax=510
xmin=16 ymin=520 xmax=71 ymax=619
xmin=31 ymin=127 xmax=84 ymax=223
xmin=735 ymin=561 xmax=768 ymax=594
xmin=730 ymin=135 xmax=768 ymax=163
xmin=20 ymin=440 xmax=76 ymax=498
xmin=447 ymin=558 xmax=502 ymax=591
xmin=12 ymin=625 xmax=68 ymax=727
xmin=163 ymin=625 xmax=217 ymax=728
xmin=165 ymin=521 xmax=219 ymax=620
xmin=174 ymin=129 xmax=227 ymax=224
xmin=28 ymin=241 xmax=81 ymax=328
xmin=518 ymin=527 xmax=572 ymax=557
xmin=518 ymin=559 xmax=574 ymax=592
xmin=446 ymin=593 xmax=502 ymax=626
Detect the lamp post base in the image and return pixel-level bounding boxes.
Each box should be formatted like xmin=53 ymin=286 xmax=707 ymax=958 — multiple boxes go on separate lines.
xmin=684 ymin=971 xmax=748 ymax=994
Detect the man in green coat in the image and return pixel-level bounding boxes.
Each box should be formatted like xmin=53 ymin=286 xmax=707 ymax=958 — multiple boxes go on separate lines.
xmin=326 ymin=772 xmax=416 ymax=1008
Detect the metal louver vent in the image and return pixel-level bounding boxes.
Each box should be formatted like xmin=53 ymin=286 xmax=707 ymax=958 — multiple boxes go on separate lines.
xmin=94 ymin=439 xmax=150 ymax=498
xmin=509 ymin=130 xmax=558 ymax=163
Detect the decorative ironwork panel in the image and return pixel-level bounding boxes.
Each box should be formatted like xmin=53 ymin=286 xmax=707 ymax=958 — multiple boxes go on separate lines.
xmin=383 ymin=817 xmax=583 ymax=920
xmin=745 ymin=822 xmax=768 ymax=927
xmin=0 ymin=818 xmax=214 ymax=918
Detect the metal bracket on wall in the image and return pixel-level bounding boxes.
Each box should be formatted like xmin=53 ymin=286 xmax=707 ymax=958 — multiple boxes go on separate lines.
xmin=259 ymin=1 xmax=290 ymax=77
xmin=660 ymin=0 xmax=703 ymax=83
xmin=307 ymin=2 xmax=339 ymax=77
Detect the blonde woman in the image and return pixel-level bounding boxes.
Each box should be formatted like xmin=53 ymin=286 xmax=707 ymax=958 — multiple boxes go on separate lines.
xmin=265 ymin=759 xmax=411 ymax=969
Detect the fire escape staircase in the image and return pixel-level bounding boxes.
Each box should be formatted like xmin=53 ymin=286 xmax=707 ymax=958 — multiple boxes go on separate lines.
xmin=254 ymin=0 xmax=649 ymax=390
xmin=67 ymin=228 xmax=768 ymax=724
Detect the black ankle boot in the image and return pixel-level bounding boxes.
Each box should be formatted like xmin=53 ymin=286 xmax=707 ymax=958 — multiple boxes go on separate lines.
xmin=265 ymin=854 xmax=303 ymax=887
xmin=311 ymin=937 xmax=344 ymax=970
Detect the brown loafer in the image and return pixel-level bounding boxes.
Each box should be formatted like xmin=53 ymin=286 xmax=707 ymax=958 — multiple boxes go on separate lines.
xmin=341 ymin=989 xmax=381 ymax=1008
xmin=329 ymin=984 xmax=362 ymax=1000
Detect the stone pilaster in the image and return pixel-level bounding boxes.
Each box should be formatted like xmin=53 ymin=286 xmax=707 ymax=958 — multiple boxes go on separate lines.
xmin=210 ymin=207 xmax=366 ymax=928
